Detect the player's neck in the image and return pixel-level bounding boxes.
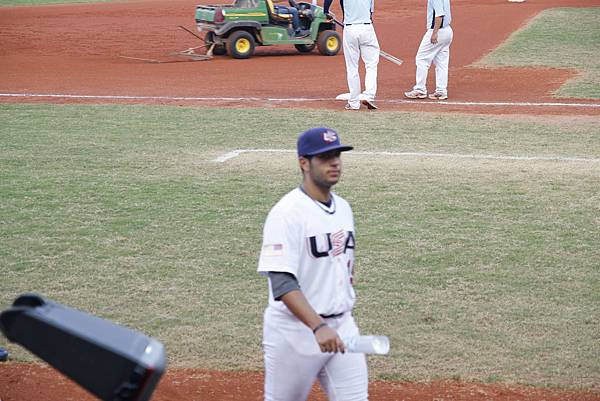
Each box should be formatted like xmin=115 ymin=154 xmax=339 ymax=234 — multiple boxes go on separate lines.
xmin=301 ymin=181 xmax=331 ymax=203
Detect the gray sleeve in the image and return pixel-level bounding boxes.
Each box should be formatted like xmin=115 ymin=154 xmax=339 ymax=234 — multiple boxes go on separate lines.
xmin=268 ymin=271 xmax=301 ymax=301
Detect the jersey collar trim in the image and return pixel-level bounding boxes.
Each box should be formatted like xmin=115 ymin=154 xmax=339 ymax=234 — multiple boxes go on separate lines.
xmin=298 ymin=186 xmax=336 ymax=215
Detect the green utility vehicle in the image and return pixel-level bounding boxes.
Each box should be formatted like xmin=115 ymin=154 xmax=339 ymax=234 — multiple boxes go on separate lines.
xmin=195 ymin=0 xmax=341 ymax=59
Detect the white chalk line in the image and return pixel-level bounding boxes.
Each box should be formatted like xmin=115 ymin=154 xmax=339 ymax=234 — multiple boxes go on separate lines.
xmin=0 ymin=93 xmax=329 ymax=102
xmin=2 ymin=92 xmax=600 ymax=108
xmin=213 ymin=149 xmax=600 ymax=163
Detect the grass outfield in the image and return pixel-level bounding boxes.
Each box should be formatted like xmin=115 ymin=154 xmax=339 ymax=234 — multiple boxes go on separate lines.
xmin=478 ymin=7 xmax=600 ymax=99
xmin=1 ymin=104 xmax=599 ymax=388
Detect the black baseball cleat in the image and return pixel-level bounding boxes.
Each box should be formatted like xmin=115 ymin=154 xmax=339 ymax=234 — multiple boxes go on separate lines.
xmin=361 ymin=99 xmax=378 ymax=110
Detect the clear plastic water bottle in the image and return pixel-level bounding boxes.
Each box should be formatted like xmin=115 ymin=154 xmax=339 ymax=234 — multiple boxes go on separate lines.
xmin=343 ymin=335 xmax=390 ymax=355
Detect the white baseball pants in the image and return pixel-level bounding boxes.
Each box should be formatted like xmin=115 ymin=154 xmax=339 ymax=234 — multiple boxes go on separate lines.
xmin=412 ymin=26 xmax=453 ymax=95
xmin=263 ymin=308 xmax=368 ymax=401
xmin=342 ymin=24 xmax=380 ymax=109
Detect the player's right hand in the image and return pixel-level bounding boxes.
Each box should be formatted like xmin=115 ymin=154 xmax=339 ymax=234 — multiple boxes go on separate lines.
xmin=315 ymin=325 xmax=346 ymax=353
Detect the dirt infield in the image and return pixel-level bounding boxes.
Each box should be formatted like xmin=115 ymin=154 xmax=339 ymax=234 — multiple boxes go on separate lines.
xmin=0 ymin=0 xmax=599 ymax=115
xmin=1 ymin=363 xmax=599 ymax=401
xmin=1 ymin=0 xmax=600 ymax=399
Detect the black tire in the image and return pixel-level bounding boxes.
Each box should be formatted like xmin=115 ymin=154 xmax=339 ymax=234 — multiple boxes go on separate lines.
xmin=205 ymin=31 xmax=227 ymax=56
xmin=317 ymin=30 xmax=341 ymax=56
xmin=213 ymin=45 xmax=227 ymax=56
xmin=294 ymin=43 xmax=316 ymax=53
xmin=227 ymin=30 xmax=256 ymax=59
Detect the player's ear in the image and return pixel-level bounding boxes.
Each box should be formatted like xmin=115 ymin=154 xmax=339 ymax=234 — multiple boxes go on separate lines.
xmin=299 ymin=156 xmax=310 ymax=173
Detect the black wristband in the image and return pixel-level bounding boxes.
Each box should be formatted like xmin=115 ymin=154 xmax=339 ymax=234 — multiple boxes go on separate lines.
xmin=312 ymin=322 xmax=328 ymax=334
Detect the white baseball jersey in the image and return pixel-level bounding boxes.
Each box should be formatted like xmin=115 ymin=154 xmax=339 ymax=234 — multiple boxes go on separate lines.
xmin=342 ymin=0 xmax=374 ymax=25
xmin=258 ymin=187 xmax=356 ymax=317
xmin=427 ymin=0 xmax=451 ymax=29
xmin=259 ymin=187 xmax=368 ymax=401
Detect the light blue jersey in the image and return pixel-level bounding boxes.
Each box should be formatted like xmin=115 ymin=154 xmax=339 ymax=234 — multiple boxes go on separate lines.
xmin=342 ymin=0 xmax=374 ymax=25
xmin=427 ymin=0 xmax=451 ymax=29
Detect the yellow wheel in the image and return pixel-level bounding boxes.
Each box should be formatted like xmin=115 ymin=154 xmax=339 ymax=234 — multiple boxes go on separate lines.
xmin=227 ymin=30 xmax=256 ymax=59
xmin=317 ymin=30 xmax=341 ymax=56
xmin=236 ymin=38 xmax=251 ymax=54
xmin=326 ymin=36 xmax=338 ymax=52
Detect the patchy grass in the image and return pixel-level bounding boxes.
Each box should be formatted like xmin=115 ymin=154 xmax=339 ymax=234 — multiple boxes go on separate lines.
xmin=1 ymin=104 xmax=599 ymax=388
xmin=476 ymin=8 xmax=600 ymax=99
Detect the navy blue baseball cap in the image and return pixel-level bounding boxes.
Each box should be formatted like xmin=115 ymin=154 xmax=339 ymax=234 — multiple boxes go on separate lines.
xmin=297 ymin=127 xmax=353 ymax=157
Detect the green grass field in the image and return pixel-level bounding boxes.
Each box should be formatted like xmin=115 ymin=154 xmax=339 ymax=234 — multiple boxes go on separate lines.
xmin=1 ymin=0 xmax=599 ymax=391
xmin=1 ymin=104 xmax=599 ymax=388
xmin=477 ymin=7 xmax=600 ymax=99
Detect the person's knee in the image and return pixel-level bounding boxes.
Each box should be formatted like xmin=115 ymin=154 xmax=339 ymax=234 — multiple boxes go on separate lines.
xmin=325 ymin=382 xmax=368 ymax=401
xmin=364 ymin=59 xmax=379 ymax=69
xmin=416 ymin=60 xmax=431 ymax=69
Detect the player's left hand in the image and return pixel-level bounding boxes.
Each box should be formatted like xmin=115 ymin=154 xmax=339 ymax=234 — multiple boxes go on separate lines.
xmin=430 ymin=31 xmax=438 ymax=44
xmin=315 ymin=325 xmax=346 ymax=353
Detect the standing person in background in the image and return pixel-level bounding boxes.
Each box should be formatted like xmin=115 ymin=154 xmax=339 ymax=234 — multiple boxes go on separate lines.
xmin=324 ymin=0 xmax=380 ymax=110
xmin=258 ymin=127 xmax=369 ymax=401
xmin=404 ymin=0 xmax=453 ymax=100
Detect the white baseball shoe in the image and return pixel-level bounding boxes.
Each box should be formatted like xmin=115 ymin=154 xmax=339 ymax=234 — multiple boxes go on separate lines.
xmin=361 ymin=99 xmax=378 ymax=110
xmin=344 ymin=103 xmax=360 ymax=110
xmin=404 ymin=90 xmax=427 ymax=99
xmin=428 ymin=91 xmax=448 ymax=100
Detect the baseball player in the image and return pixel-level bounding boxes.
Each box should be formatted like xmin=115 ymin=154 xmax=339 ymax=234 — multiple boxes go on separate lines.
xmin=404 ymin=0 xmax=453 ymax=100
xmin=258 ymin=127 xmax=368 ymax=401
xmin=324 ymin=0 xmax=380 ymax=110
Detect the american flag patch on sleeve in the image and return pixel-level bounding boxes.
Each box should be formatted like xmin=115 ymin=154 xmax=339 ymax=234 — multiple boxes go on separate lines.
xmin=262 ymin=243 xmax=284 ymax=257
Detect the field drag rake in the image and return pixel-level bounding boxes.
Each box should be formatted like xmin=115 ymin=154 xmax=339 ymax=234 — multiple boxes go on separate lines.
xmin=118 ymin=26 xmax=215 ymax=63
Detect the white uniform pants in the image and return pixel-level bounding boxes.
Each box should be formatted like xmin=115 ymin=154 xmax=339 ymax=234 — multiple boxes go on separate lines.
xmin=342 ymin=24 xmax=380 ymax=109
xmin=413 ymin=26 xmax=453 ymax=95
xmin=263 ymin=308 xmax=368 ymax=401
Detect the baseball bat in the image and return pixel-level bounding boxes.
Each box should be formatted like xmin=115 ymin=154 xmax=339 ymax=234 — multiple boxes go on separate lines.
xmin=332 ymin=18 xmax=403 ymax=66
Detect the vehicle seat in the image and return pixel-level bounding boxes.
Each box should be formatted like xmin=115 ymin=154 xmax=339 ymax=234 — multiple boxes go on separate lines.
xmin=265 ymin=0 xmax=293 ymax=25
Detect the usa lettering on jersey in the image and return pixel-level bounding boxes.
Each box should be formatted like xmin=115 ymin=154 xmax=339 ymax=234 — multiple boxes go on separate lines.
xmin=307 ymin=230 xmax=355 ymax=258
